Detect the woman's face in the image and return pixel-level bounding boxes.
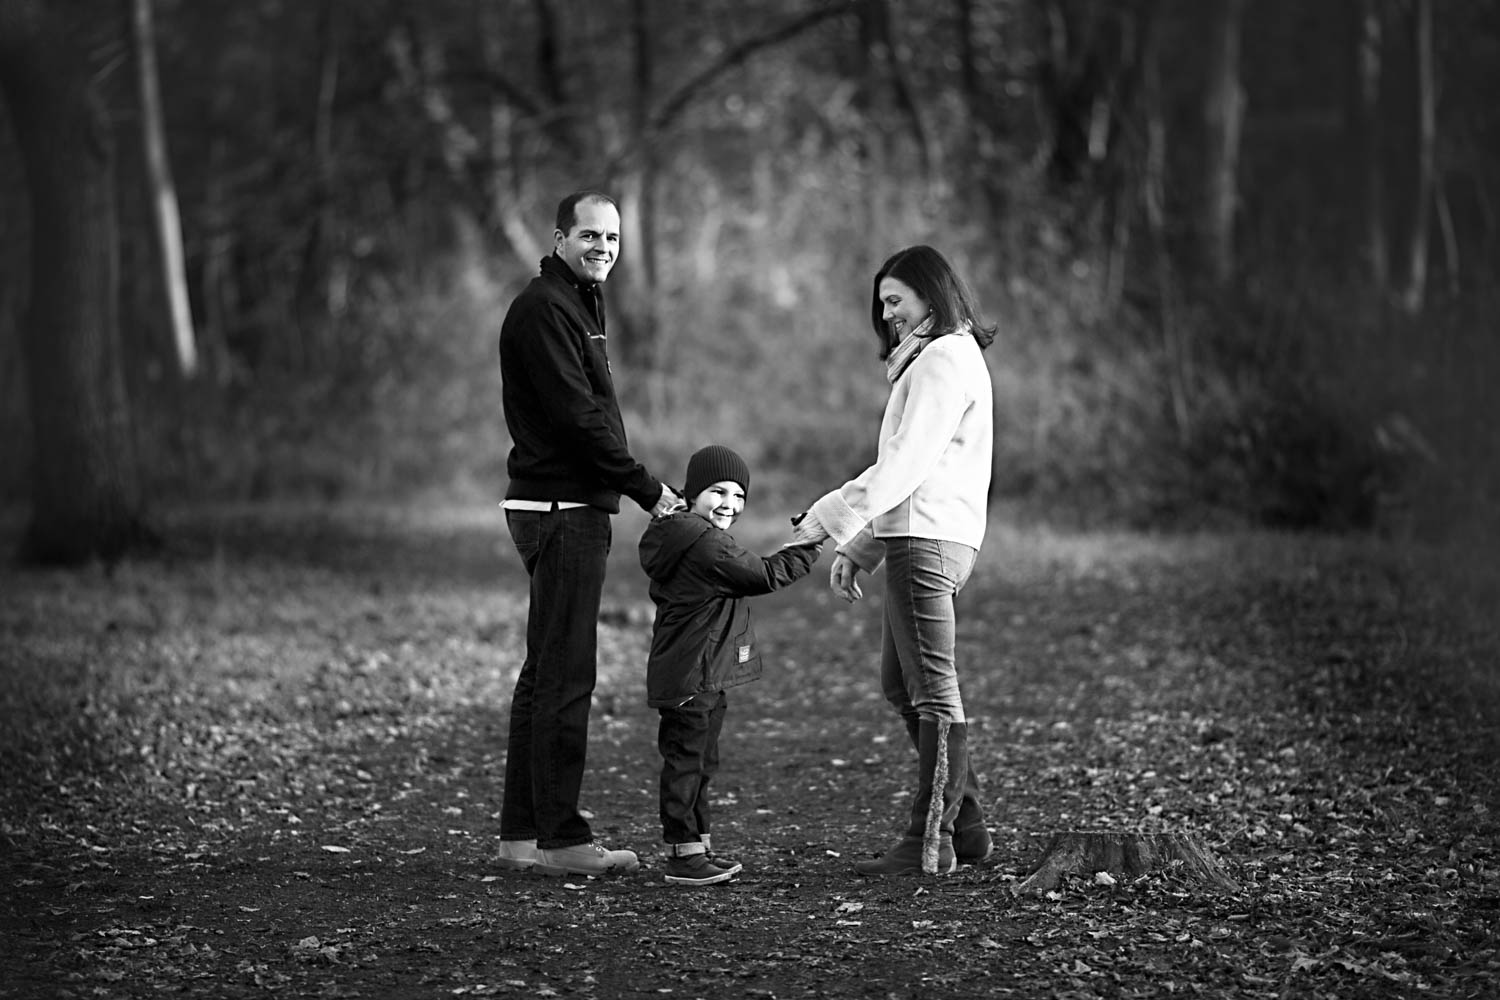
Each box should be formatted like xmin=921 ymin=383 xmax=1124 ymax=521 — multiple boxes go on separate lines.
xmin=878 ymin=276 xmax=930 ymax=342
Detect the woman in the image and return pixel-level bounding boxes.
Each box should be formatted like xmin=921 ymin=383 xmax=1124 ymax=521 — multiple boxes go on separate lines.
xmin=794 ymin=245 xmax=995 ymax=875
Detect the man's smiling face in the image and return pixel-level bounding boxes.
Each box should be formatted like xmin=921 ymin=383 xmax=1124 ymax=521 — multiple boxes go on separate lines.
xmin=555 ymin=199 xmax=620 ymax=284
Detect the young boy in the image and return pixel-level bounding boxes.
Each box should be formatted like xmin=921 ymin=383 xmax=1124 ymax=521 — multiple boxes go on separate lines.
xmin=638 ymin=445 xmax=821 ymax=886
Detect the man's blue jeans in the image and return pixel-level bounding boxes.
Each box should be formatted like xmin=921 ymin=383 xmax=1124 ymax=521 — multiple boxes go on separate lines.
xmin=879 ymin=537 xmax=978 ymax=725
xmin=500 ymin=506 xmax=610 ymax=849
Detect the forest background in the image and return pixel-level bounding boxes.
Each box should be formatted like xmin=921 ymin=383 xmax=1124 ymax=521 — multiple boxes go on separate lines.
xmin=1 ymin=0 xmax=1497 ymax=563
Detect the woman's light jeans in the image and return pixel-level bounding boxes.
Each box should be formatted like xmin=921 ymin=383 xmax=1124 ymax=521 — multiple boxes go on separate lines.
xmin=879 ymin=536 xmax=977 ymax=725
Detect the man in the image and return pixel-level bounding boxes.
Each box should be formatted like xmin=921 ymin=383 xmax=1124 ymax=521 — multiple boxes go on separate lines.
xmin=495 ymin=191 xmax=683 ymax=877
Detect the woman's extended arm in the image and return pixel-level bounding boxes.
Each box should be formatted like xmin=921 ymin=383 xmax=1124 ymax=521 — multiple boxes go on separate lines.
xmin=809 ymin=343 xmax=973 ymax=546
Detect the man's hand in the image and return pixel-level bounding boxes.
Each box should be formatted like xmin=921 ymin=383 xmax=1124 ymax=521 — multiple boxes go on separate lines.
xmin=830 ymin=552 xmax=863 ymax=603
xmin=651 ymin=483 xmax=686 ymax=518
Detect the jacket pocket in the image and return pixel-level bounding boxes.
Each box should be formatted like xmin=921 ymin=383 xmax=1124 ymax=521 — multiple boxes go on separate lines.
xmin=717 ymin=626 xmax=762 ymax=690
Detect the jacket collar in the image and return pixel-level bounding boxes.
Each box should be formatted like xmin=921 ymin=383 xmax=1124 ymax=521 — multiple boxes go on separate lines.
xmin=539 ymin=253 xmax=605 ymax=331
xmin=540 ymin=253 xmax=600 ymax=295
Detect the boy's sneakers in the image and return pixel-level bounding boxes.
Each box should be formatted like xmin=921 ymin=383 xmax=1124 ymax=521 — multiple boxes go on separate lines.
xmin=663 ymin=842 xmax=742 ymax=886
xmin=533 ymin=842 xmax=641 ymax=877
xmin=700 ymin=835 xmax=740 ymax=872
xmin=495 ymin=839 xmax=538 ymax=872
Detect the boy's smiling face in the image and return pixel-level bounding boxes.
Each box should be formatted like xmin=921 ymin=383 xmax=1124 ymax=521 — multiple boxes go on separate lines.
xmin=690 ymin=479 xmax=746 ymax=531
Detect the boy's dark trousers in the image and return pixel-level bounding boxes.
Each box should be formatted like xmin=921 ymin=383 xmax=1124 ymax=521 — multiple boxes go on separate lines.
xmin=658 ymin=690 xmax=728 ymax=845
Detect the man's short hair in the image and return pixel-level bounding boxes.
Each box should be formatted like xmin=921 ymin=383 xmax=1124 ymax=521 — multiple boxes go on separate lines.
xmin=555 ymin=191 xmax=618 ymax=235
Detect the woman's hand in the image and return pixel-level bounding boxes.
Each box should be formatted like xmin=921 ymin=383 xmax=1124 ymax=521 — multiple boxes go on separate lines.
xmin=830 ymin=552 xmax=864 ymax=603
xmin=791 ymin=508 xmax=831 ymax=545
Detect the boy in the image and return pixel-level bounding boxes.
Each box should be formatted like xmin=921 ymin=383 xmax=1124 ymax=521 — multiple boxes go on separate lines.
xmin=638 ymin=445 xmax=821 ymax=886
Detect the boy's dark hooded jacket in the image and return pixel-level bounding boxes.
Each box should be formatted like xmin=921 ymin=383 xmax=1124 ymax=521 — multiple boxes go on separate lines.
xmin=639 ymin=512 xmax=819 ymax=708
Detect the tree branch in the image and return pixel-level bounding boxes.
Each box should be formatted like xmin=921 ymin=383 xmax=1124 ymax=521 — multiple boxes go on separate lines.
xmin=648 ymin=2 xmax=855 ymax=136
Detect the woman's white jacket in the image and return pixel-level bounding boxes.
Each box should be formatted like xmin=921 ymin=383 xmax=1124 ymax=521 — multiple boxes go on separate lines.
xmin=809 ymin=330 xmax=993 ymax=572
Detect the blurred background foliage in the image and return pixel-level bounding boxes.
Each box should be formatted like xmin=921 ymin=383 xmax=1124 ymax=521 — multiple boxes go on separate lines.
xmin=1 ymin=0 xmax=1496 ymax=540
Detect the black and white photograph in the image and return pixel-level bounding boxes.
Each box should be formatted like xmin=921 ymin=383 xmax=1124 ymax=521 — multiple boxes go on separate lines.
xmin=2 ymin=1 xmax=1496 ymax=997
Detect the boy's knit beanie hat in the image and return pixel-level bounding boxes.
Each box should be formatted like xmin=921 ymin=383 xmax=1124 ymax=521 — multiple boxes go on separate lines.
xmin=684 ymin=445 xmax=751 ymax=501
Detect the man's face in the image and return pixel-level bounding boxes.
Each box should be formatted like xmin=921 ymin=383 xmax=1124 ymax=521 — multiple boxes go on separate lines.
xmin=555 ymin=200 xmax=620 ymax=284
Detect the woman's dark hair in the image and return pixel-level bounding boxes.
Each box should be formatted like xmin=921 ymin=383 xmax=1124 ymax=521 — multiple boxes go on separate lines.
xmin=555 ymin=190 xmax=617 ymax=235
xmin=868 ymin=245 xmax=996 ymax=359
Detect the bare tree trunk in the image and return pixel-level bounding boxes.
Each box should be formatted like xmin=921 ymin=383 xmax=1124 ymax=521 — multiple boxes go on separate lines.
xmin=0 ymin=0 xmax=157 ymax=565
xmin=1035 ymin=0 xmax=1113 ymax=190
xmin=476 ymin=2 xmax=543 ymax=269
xmin=618 ymin=0 xmax=662 ymax=374
xmin=1202 ymin=0 xmax=1245 ymax=288
xmin=954 ymin=0 xmax=994 ymax=214
xmin=1138 ymin=3 xmax=1190 ymax=442
xmin=862 ymin=0 xmax=935 ymax=181
xmin=1399 ymin=0 xmax=1435 ymax=314
xmin=854 ymin=0 xmax=890 ymax=251
xmin=956 ymin=0 xmax=980 ymax=136
xmin=1100 ymin=3 xmax=1140 ymax=310
xmin=290 ymin=0 xmax=342 ymax=366
xmin=199 ymin=59 xmax=239 ymax=385
xmin=1434 ymin=179 xmax=1461 ymax=297
xmin=1353 ymin=0 xmax=1389 ymax=289
xmin=388 ymin=22 xmax=493 ymax=285
xmin=131 ymin=0 xmax=196 ymax=378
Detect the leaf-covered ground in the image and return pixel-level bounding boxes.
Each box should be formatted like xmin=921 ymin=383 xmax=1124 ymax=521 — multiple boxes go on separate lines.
xmin=2 ymin=505 xmax=1497 ymax=999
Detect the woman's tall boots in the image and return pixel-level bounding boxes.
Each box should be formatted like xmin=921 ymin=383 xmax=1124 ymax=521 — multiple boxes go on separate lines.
xmin=854 ymin=719 xmax=972 ymax=875
xmin=898 ymin=716 xmax=992 ymax=864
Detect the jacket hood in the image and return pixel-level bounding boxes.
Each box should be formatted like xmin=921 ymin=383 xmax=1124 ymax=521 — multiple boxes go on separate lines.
xmin=639 ymin=512 xmax=714 ymax=580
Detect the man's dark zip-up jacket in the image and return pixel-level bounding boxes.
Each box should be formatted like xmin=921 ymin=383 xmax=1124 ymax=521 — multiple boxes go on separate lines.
xmin=500 ymin=254 xmax=661 ymax=513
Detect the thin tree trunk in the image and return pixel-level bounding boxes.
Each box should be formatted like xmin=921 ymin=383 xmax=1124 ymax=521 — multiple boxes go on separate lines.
xmin=1139 ymin=2 xmax=1189 ymax=441
xmin=957 ymin=0 xmax=979 ymax=130
xmin=476 ymin=1 xmax=543 ymax=269
xmin=0 ymin=0 xmax=157 ymax=565
xmin=1101 ymin=20 xmax=1135 ymax=311
xmin=1202 ymin=0 xmax=1245 ymax=288
xmin=131 ymin=0 xmax=196 ymax=378
xmin=855 ymin=0 xmax=888 ymax=251
xmin=1354 ymin=0 xmax=1389 ymax=289
xmin=620 ymin=0 xmax=661 ymax=374
xmin=293 ymin=0 xmax=340 ymax=363
xmin=1399 ymin=0 xmax=1435 ymax=314
xmin=200 ymin=60 xmax=238 ymax=385
xmin=1036 ymin=0 xmax=1103 ymax=189
xmin=1434 ymin=178 xmax=1461 ymax=297
xmin=864 ymin=0 xmax=935 ymax=180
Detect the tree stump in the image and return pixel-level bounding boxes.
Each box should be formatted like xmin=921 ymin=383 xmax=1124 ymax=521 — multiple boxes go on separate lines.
xmin=1011 ymin=831 xmax=1240 ymax=895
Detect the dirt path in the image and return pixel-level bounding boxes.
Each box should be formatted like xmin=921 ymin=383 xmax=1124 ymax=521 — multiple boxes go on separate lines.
xmin=2 ymin=508 xmax=1496 ymax=998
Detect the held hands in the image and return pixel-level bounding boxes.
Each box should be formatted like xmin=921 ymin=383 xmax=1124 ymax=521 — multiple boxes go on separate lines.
xmin=779 ymin=511 xmax=824 ymax=553
xmin=790 ymin=508 xmax=831 ymax=545
xmin=789 ymin=508 xmax=859 ymax=600
xmin=651 ymin=483 xmax=687 ymax=519
xmin=830 ymin=552 xmax=863 ymax=603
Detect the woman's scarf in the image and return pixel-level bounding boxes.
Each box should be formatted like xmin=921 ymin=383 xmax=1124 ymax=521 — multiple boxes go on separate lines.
xmin=884 ymin=315 xmax=936 ymax=384
xmin=884 ymin=316 xmax=971 ymax=384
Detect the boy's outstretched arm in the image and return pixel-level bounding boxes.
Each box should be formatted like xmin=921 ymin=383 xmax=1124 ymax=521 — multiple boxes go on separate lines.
xmin=705 ymin=531 xmax=821 ymax=597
